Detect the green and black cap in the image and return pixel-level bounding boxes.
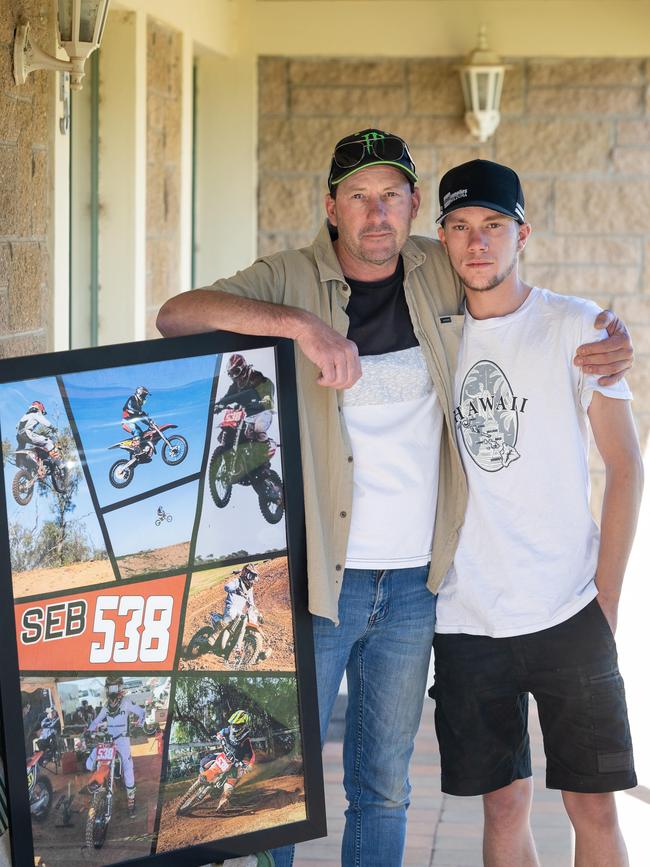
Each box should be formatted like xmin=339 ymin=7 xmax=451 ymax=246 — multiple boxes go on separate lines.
xmin=328 ymin=128 xmax=418 ymax=192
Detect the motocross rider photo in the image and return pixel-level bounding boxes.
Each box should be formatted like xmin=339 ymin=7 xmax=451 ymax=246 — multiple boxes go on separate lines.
xmin=121 ymin=386 xmax=151 ymax=456
xmin=86 ymin=675 xmax=145 ymax=818
xmin=180 ymin=556 xmax=294 ymax=673
xmin=215 ymin=354 xmax=274 ymax=444
xmin=16 ymin=401 xmax=58 ymax=466
xmin=218 ymin=564 xmax=260 ymax=642
xmin=200 ymin=710 xmax=255 ymax=811
xmin=3 ymin=381 xmax=114 ymax=599
xmin=199 ymin=346 xmax=285 ymax=547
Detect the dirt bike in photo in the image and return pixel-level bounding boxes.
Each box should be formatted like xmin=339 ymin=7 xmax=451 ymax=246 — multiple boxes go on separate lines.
xmin=11 ymin=444 xmax=69 ymax=506
xmin=209 ymin=404 xmax=283 ymax=524
xmin=185 ymin=603 xmax=268 ymax=669
xmin=108 ymin=417 xmax=188 ymax=488
xmin=84 ymin=732 xmax=122 ymax=850
xmin=35 ymin=729 xmax=61 ymax=774
xmin=26 ymin=750 xmax=53 ymax=822
xmin=176 ymin=741 xmax=241 ymax=816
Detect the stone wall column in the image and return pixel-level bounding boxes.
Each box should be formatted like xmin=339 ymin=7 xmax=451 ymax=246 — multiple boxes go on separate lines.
xmin=0 ymin=0 xmax=55 ymax=359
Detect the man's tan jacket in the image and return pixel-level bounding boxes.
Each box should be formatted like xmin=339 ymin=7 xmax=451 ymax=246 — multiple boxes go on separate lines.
xmin=207 ymin=223 xmax=468 ymax=624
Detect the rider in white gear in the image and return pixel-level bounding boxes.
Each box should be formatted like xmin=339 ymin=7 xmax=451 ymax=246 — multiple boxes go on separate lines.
xmin=86 ymin=676 xmax=144 ymax=817
xmin=16 ymin=401 xmax=56 ymax=457
xmin=223 ymin=564 xmax=259 ymax=624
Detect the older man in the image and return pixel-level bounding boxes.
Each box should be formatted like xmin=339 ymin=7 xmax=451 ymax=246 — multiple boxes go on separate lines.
xmin=157 ymin=129 xmax=631 ymax=867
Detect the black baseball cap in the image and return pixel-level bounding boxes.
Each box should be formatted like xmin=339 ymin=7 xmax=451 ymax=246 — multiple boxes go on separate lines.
xmin=328 ymin=129 xmax=418 ymax=192
xmin=437 ymin=159 xmax=525 ymax=224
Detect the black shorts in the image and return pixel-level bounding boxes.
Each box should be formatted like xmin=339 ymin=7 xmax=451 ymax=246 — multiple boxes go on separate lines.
xmin=431 ymin=599 xmax=636 ymax=796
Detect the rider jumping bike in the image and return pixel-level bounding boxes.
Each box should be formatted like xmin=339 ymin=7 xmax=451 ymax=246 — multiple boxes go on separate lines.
xmin=121 ymin=386 xmax=150 ymax=456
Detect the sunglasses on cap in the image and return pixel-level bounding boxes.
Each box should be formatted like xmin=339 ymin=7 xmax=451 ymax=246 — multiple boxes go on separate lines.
xmin=332 ymin=135 xmax=415 ymax=171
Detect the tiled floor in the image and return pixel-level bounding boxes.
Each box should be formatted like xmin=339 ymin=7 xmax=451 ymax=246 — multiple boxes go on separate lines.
xmin=294 ymin=694 xmax=647 ymax=867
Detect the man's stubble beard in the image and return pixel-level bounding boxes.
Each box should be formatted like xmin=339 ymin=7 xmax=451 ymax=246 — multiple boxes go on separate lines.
xmin=339 ymin=222 xmax=407 ymax=267
xmin=458 ymin=249 xmax=518 ymax=293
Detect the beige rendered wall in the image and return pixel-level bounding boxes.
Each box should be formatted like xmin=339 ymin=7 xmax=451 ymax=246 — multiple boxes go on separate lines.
xmin=0 ymin=0 xmax=55 ymax=359
xmin=114 ymin=0 xmax=235 ymax=56
xmin=257 ymin=55 xmax=650 ymax=507
xmin=251 ymin=0 xmax=650 ymax=57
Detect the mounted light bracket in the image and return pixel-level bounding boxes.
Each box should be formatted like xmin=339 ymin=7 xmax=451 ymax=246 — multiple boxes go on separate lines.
xmin=14 ymin=0 xmax=110 ymax=92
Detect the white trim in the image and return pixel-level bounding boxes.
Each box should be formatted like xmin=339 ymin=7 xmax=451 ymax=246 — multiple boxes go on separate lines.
xmin=52 ymin=72 xmax=71 ymax=351
xmin=179 ymin=32 xmax=194 ymax=295
xmin=97 ymin=8 xmax=147 ymax=344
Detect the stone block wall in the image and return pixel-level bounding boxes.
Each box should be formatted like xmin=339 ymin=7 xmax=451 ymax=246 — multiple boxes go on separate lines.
xmin=146 ymin=18 xmax=182 ymax=338
xmin=0 ymin=1 xmax=54 ymax=359
xmin=258 ymin=56 xmax=650 ymax=509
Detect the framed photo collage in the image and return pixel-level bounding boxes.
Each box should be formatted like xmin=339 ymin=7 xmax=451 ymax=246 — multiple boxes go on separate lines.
xmin=0 ymin=333 xmax=325 ymax=867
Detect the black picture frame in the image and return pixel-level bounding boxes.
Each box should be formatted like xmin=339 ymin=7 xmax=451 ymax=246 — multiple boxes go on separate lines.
xmin=0 ymin=332 xmax=326 ymax=866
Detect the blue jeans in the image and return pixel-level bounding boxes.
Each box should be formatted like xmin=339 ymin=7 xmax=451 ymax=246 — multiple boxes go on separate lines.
xmin=271 ymin=565 xmax=436 ymax=867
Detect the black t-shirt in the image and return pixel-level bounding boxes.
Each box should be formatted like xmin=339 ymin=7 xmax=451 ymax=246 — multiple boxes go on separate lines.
xmin=345 ymin=257 xmax=418 ymax=357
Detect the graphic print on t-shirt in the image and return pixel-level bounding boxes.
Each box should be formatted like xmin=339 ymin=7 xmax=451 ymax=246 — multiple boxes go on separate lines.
xmin=453 ymin=359 xmax=529 ymax=472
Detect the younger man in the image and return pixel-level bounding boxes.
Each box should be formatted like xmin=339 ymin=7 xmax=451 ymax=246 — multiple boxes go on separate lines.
xmin=432 ymin=160 xmax=643 ymax=867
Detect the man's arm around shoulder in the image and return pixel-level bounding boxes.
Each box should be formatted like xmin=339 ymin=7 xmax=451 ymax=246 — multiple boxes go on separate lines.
xmin=589 ymin=393 xmax=644 ymax=633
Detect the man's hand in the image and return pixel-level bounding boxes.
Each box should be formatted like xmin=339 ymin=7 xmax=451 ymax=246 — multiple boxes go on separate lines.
xmin=293 ymin=313 xmax=361 ymax=389
xmin=596 ymin=592 xmax=619 ymax=636
xmin=574 ymin=309 xmax=633 ymax=386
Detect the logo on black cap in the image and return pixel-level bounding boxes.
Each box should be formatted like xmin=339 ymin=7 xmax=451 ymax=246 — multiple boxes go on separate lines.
xmin=443 ymin=189 xmax=468 ymax=209
xmin=437 ymin=160 xmax=525 ymax=224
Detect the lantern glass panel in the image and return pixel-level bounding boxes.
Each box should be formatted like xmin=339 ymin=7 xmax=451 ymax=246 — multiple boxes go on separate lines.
xmin=489 ymin=71 xmax=500 ymax=109
xmin=58 ymin=0 xmax=73 ymax=42
xmin=80 ymin=0 xmax=103 ymax=42
xmin=476 ymin=72 xmax=490 ymax=110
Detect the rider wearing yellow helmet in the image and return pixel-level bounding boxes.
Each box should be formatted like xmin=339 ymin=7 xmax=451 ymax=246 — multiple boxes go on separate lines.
xmin=200 ymin=709 xmax=256 ymax=811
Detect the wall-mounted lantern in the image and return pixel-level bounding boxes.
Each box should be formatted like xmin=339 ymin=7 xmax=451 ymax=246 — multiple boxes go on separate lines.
xmin=456 ymin=25 xmax=510 ymax=143
xmin=14 ymin=0 xmax=110 ymax=92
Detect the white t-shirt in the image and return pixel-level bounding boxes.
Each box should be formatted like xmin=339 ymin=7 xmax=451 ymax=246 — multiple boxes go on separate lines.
xmin=435 ymin=287 xmax=632 ymax=638
xmin=342 ymin=345 xmax=443 ymax=569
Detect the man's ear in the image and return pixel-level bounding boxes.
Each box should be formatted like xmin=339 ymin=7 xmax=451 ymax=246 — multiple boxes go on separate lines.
xmin=437 ymin=224 xmax=447 ymax=250
xmin=411 ymin=187 xmax=421 ymax=219
xmin=517 ymin=222 xmax=532 ymax=252
xmin=325 ymin=194 xmax=338 ymax=227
